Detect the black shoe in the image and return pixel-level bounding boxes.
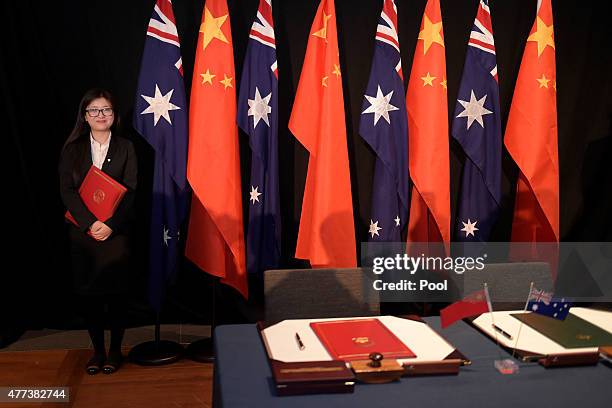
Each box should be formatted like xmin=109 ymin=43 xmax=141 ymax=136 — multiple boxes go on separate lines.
xmin=85 ymin=353 xmax=106 ymax=375
xmin=103 ymin=351 xmax=123 ymax=374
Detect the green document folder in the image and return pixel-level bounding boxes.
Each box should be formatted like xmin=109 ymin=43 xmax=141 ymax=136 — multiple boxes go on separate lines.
xmin=511 ymin=312 xmax=612 ymax=349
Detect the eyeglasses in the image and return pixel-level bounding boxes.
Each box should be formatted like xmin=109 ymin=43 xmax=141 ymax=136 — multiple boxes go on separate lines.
xmin=86 ymin=107 xmax=114 ymax=117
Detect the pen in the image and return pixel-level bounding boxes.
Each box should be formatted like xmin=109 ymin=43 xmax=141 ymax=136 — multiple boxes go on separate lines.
xmin=492 ymin=324 xmax=513 ymax=340
xmin=295 ymin=332 xmax=305 ymax=350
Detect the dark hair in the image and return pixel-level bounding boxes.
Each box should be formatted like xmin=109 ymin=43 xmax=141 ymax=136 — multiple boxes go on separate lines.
xmin=62 ymin=88 xmax=120 ymax=150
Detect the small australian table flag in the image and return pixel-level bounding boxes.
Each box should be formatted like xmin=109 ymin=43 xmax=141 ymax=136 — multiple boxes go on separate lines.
xmin=527 ymin=288 xmax=572 ymax=320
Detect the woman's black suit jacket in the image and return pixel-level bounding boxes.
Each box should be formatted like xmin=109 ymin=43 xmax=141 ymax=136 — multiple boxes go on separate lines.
xmin=59 ymin=133 xmax=137 ymax=235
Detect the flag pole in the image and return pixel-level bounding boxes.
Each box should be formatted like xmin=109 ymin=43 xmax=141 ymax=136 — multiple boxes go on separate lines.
xmin=511 ymin=281 xmax=533 ymax=359
xmin=483 ymin=283 xmax=502 ymax=360
xmin=186 ymin=278 xmax=217 ymax=362
xmin=128 ymin=209 xmax=189 ymax=365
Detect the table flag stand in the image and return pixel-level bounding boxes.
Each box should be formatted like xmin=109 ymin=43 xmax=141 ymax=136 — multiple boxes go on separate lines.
xmin=510 ymin=282 xmax=535 ymax=362
xmin=484 ymin=283 xmax=520 ymax=375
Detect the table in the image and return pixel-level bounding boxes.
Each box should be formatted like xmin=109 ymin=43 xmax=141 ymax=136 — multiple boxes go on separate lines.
xmin=213 ymin=317 xmax=611 ymax=407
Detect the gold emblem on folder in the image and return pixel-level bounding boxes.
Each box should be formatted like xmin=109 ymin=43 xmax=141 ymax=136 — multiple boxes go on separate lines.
xmin=93 ymin=189 xmax=106 ymax=204
xmin=352 ymin=337 xmax=373 ymax=347
xmin=576 ymin=334 xmax=592 ymax=341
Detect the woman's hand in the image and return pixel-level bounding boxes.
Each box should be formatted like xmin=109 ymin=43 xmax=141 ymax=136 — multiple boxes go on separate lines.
xmin=89 ymin=221 xmax=113 ymax=241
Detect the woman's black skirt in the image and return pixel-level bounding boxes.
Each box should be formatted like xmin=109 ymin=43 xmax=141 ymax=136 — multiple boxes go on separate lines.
xmin=68 ymin=225 xmax=131 ymax=296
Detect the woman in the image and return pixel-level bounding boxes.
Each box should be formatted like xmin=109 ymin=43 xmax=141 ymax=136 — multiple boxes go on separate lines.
xmin=58 ymin=88 xmax=137 ymax=375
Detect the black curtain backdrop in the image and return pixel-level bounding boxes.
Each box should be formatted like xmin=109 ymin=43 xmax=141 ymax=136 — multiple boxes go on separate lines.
xmin=2 ymin=0 xmax=611 ymax=337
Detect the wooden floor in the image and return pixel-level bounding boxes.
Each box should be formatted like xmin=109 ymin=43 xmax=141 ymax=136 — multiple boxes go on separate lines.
xmin=0 ymin=348 xmax=213 ymax=407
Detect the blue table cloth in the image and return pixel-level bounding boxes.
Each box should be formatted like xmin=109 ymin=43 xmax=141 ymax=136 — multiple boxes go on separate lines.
xmin=213 ymin=317 xmax=611 ymax=407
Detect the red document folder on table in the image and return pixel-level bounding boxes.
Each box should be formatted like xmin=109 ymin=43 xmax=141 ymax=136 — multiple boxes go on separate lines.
xmin=310 ymin=318 xmax=416 ymax=361
xmin=65 ymin=165 xmax=127 ymax=228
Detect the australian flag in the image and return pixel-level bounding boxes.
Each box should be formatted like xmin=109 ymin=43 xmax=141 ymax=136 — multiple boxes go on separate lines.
xmin=237 ymin=0 xmax=281 ymax=275
xmin=451 ymin=0 xmax=502 ymax=242
xmin=359 ymin=0 xmax=409 ymax=242
xmin=133 ymin=0 xmax=189 ymax=311
xmin=528 ymin=296 xmax=573 ymax=320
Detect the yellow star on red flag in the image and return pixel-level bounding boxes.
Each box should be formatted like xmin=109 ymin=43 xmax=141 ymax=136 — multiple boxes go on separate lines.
xmin=312 ymin=12 xmax=332 ymax=41
xmin=200 ymin=69 xmax=215 ymax=85
xmin=536 ymin=74 xmax=550 ymax=88
xmin=332 ymin=64 xmax=341 ymax=78
xmin=527 ymin=17 xmax=555 ymax=56
xmin=200 ymin=6 xmax=229 ymax=51
xmin=421 ymin=72 xmax=436 ymax=86
xmin=418 ymin=14 xmax=444 ymax=54
xmin=220 ymin=74 xmax=233 ymax=89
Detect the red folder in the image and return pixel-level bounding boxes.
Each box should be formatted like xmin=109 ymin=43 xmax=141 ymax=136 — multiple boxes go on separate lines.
xmin=310 ymin=318 xmax=416 ymax=362
xmin=65 ymin=165 xmax=127 ymax=229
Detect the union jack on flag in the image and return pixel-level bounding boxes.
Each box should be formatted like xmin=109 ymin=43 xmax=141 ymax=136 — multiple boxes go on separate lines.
xmin=466 ymin=1 xmax=498 ymax=80
xmin=528 ymin=286 xmax=553 ymax=305
xmin=237 ymin=0 xmax=281 ymax=275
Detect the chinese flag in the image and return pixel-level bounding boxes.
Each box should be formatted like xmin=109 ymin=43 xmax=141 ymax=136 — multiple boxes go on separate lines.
xmin=186 ymin=0 xmax=247 ymax=298
xmin=405 ymin=0 xmax=450 ymax=246
xmin=288 ymin=0 xmax=356 ymax=267
xmin=440 ymin=289 xmax=490 ymax=328
xmin=504 ymin=0 xmax=559 ymax=244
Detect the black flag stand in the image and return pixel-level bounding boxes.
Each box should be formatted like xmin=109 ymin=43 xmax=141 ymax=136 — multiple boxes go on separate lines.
xmin=185 ymin=278 xmax=217 ymax=362
xmin=127 ymin=248 xmax=185 ymax=365
xmin=128 ymin=310 xmax=185 ymax=365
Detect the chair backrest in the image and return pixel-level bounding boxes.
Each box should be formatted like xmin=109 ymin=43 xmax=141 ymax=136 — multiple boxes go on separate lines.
xmin=463 ymin=262 xmax=553 ymax=310
xmin=264 ymin=268 xmax=380 ymax=321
